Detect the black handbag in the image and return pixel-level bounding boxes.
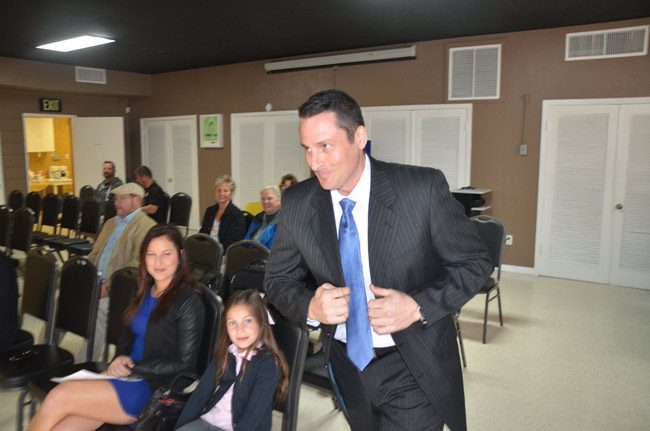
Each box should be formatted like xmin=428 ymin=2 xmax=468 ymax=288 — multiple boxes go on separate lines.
xmin=134 ymin=373 xmax=198 ymax=431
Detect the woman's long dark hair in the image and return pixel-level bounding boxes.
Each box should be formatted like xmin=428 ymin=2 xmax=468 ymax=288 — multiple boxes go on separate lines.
xmin=214 ymin=289 xmax=289 ymax=404
xmin=123 ymin=224 xmax=196 ymax=323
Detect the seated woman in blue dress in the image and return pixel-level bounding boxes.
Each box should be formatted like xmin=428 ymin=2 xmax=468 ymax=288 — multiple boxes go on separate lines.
xmin=28 ymin=224 xmax=205 ymax=431
xmin=244 ymin=185 xmax=281 ymax=249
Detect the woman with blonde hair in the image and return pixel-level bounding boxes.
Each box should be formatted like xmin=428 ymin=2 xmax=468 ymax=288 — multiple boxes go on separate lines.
xmin=199 ymin=175 xmax=245 ymax=251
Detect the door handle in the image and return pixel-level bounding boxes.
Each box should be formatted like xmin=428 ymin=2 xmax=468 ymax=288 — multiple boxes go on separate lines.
xmin=615 ymin=203 xmax=623 ymax=210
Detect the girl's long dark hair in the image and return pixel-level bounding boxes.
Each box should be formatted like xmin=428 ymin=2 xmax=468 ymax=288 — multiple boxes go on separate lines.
xmin=123 ymin=224 xmax=196 ymax=323
xmin=214 ymin=289 xmax=289 ymax=404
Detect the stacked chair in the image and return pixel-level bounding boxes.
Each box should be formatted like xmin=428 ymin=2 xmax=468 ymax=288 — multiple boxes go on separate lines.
xmin=0 ymin=256 xmax=100 ymax=430
xmin=184 ymin=233 xmax=224 ymax=295
xmin=168 ymin=192 xmax=192 ymax=236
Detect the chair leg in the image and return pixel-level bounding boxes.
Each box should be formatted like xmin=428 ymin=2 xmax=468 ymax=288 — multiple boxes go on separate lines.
xmin=496 ymin=286 xmax=503 ymax=326
xmin=482 ymin=293 xmax=489 ymax=344
xmin=453 ymin=313 xmax=467 ymax=368
xmin=16 ymin=389 xmax=30 ymax=431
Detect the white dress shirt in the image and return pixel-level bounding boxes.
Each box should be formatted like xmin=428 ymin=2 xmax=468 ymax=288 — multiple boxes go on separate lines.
xmin=330 ymin=155 xmax=395 ymax=348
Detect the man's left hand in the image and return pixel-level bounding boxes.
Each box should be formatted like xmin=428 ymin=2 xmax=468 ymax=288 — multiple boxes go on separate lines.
xmin=367 ymin=284 xmax=420 ymax=334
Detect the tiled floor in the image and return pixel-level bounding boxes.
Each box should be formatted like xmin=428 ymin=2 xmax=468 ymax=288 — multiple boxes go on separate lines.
xmin=2 ymin=272 xmax=649 ymax=430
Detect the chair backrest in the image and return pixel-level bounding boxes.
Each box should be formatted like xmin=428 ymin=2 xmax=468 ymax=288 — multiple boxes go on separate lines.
xmin=103 ymin=197 xmax=117 ymax=222
xmin=169 ymin=192 xmax=192 ymax=234
xmin=25 ymin=192 xmax=42 ymax=223
xmin=78 ymin=197 xmax=102 ymax=236
xmin=229 ymin=264 xmax=266 ymax=294
xmin=55 ymin=256 xmax=100 ymax=361
xmin=40 ymin=193 xmax=61 ymax=230
xmin=59 ymin=194 xmax=80 ymax=233
xmin=270 ymin=307 xmax=309 ymax=431
xmin=0 ymin=206 xmax=12 ymax=250
xmin=196 ymin=285 xmax=223 ymax=375
xmin=160 ymin=192 xmax=171 ymax=223
xmin=184 ymin=233 xmax=223 ymax=270
xmin=7 ymin=190 xmax=24 ymax=210
xmin=224 ymin=240 xmax=269 ymax=282
xmin=189 ymin=263 xmax=224 ymax=296
xmin=470 ymin=215 xmax=505 ymax=278
xmin=9 ymin=208 xmax=34 ymax=253
xmin=104 ymin=267 xmax=139 ymax=362
xmin=79 ymin=185 xmax=95 ymax=203
xmin=21 ymin=247 xmax=58 ymax=342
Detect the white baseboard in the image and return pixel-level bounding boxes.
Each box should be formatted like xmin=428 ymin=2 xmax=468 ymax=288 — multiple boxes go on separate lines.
xmin=502 ymin=264 xmax=537 ymax=275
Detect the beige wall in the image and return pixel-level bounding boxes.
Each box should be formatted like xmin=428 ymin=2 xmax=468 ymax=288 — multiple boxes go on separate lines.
xmin=1 ymin=17 xmax=649 ymax=267
xmin=128 ymin=17 xmax=650 ymax=267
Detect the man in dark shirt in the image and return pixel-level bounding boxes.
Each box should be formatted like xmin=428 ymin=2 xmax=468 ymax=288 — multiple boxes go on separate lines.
xmin=134 ymin=165 xmax=167 ymax=223
xmin=95 ymin=161 xmax=123 ymax=204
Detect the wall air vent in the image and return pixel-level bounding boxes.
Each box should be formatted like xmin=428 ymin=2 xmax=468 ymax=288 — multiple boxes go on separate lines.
xmin=565 ymin=25 xmax=648 ymax=61
xmin=75 ymin=66 xmax=107 ymax=84
xmin=448 ymin=44 xmax=501 ymax=101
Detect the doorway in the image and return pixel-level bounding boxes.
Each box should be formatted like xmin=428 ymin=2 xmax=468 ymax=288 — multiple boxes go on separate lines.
xmin=23 ymin=114 xmax=75 ymax=196
xmin=22 ymin=114 xmax=125 ymax=196
xmin=536 ymin=97 xmax=650 ymax=290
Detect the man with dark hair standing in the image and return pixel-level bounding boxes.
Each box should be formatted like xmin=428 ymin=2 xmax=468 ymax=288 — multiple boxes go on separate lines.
xmin=134 ymin=165 xmax=167 ymax=223
xmin=95 ymin=161 xmax=123 ymax=204
xmin=264 ymin=89 xmax=492 ymax=431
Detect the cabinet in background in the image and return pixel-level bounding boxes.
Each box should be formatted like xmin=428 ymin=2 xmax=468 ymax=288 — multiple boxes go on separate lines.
xmin=24 ymin=117 xmax=55 ymax=153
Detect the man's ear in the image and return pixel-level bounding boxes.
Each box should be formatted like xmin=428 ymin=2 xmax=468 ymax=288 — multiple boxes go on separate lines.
xmin=355 ymin=125 xmax=368 ymax=151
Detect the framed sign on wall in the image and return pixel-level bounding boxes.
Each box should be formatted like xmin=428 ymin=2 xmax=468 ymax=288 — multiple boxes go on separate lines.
xmin=199 ymin=114 xmax=224 ymax=148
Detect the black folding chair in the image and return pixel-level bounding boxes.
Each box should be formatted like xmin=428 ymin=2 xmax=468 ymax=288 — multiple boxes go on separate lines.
xmin=5 ymin=256 xmax=100 ymax=429
xmin=7 ymin=190 xmax=24 ymax=211
xmin=31 ymin=193 xmax=60 ymax=244
xmin=1 ymin=248 xmax=57 ymax=357
xmin=24 ymin=192 xmax=42 ymax=228
xmin=470 ymin=215 xmax=505 ymax=343
xmin=27 ymin=267 xmax=139 ymax=412
xmin=79 ymin=185 xmax=95 ymax=203
xmin=0 ymin=206 xmax=12 ymax=255
xmin=49 ymin=198 xmax=102 ymax=257
xmin=169 ymin=192 xmax=192 ymax=236
xmin=223 ymin=240 xmax=268 ymax=299
xmin=7 ymin=208 xmax=34 ymax=258
xmin=184 ymin=233 xmax=223 ymax=270
xmin=270 ymin=308 xmax=309 ymax=431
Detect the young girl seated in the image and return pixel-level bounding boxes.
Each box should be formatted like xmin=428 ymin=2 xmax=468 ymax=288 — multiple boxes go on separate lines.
xmin=175 ymin=289 xmax=289 ymax=431
xmin=28 ymin=224 xmax=205 ymax=431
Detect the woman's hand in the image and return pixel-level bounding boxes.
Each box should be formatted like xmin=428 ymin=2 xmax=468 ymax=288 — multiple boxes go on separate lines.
xmin=106 ymin=355 xmax=135 ymax=378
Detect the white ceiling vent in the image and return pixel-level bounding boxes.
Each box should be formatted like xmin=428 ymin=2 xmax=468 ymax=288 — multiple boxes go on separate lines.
xmin=565 ymin=25 xmax=648 ymax=61
xmin=75 ymin=66 xmax=107 ymax=84
xmin=448 ymin=44 xmax=501 ymax=101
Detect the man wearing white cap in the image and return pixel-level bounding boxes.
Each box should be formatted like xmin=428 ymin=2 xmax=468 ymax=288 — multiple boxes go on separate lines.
xmin=86 ymin=182 xmax=156 ymax=359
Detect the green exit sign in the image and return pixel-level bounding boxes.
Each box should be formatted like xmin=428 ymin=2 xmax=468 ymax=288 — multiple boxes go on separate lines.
xmin=39 ymin=98 xmax=62 ymax=112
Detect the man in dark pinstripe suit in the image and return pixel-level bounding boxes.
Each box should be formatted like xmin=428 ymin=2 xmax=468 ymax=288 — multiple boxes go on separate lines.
xmin=264 ymin=90 xmax=492 ymax=431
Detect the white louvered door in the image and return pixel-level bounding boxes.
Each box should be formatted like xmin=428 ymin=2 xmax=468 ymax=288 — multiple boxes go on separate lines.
xmin=231 ymin=112 xmax=307 ymax=208
xmin=538 ymin=100 xmax=650 ymax=289
xmin=610 ymin=104 xmax=650 ymax=289
xmin=141 ymin=116 xmax=199 ymax=230
xmin=363 ymin=110 xmax=411 ymax=164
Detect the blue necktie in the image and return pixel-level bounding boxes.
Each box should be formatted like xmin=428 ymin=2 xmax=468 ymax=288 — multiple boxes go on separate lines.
xmin=339 ymin=198 xmax=374 ymax=371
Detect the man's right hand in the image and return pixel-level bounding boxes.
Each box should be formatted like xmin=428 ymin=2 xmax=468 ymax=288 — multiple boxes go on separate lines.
xmin=308 ymin=283 xmax=350 ymax=324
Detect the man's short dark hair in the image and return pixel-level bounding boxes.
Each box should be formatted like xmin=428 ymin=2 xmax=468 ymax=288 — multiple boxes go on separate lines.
xmin=134 ymin=165 xmax=153 ymax=178
xmin=103 ymin=161 xmax=116 ymax=169
xmin=298 ymin=89 xmax=364 ymax=142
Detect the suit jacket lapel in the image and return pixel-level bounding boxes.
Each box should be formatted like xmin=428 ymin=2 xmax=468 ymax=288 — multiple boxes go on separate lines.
xmin=310 ymin=186 xmax=344 ymax=285
xmin=368 ymin=159 xmax=399 ymax=286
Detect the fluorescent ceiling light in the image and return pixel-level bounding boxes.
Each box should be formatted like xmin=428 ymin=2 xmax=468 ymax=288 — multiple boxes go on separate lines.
xmin=37 ymin=35 xmax=115 ymax=52
xmin=265 ymin=45 xmax=416 ymax=72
